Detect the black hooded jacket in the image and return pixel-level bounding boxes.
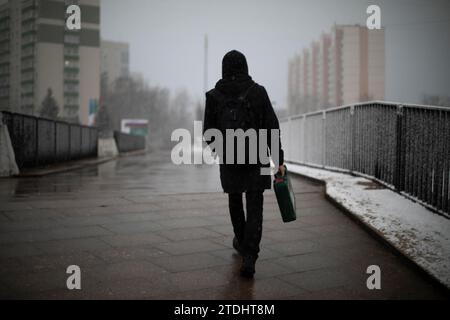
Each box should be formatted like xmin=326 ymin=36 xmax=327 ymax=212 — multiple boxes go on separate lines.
xmin=203 ymin=50 xmax=284 ymax=193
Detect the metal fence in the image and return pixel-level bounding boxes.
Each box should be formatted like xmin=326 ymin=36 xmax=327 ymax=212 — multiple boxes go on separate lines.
xmin=1 ymin=111 xmax=98 ymax=169
xmin=280 ymin=101 xmax=450 ymax=217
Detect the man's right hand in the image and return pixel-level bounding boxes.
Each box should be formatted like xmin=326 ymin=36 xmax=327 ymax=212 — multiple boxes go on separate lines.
xmin=278 ymin=165 xmax=286 ymax=176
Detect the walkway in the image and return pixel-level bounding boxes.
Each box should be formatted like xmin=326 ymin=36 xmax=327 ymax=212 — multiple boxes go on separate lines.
xmin=0 ymin=152 xmax=447 ymax=299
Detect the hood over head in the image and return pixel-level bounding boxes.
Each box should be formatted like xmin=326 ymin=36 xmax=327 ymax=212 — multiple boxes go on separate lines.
xmin=222 ymin=50 xmax=248 ymax=80
xmin=215 ymin=50 xmax=254 ymax=96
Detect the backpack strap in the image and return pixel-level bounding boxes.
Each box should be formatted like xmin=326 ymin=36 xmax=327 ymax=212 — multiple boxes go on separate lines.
xmin=239 ymin=83 xmax=256 ymax=100
xmin=207 ymin=89 xmax=227 ymax=119
xmin=240 ymin=83 xmax=261 ymax=128
xmin=208 ymin=88 xmax=226 ymax=104
xmin=211 ymin=83 xmax=256 ymax=101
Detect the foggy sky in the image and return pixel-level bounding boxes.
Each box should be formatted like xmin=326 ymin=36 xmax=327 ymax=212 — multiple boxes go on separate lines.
xmin=101 ymin=0 xmax=450 ymax=109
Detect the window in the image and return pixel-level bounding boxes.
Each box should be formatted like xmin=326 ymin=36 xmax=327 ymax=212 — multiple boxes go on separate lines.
xmin=64 ymin=83 xmax=79 ymax=92
xmin=21 ymin=82 xmax=33 ymax=94
xmin=21 ymin=9 xmax=36 ymax=21
xmin=22 ymin=45 xmax=34 ymax=57
xmin=22 ymin=33 xmax=35 ymax=44
xmin=21 ymin=71 xmax=33 ymax=81
xmin=64 ymin=46 xmax=79 ymax=56
xmin=64 ymin=59 xmax=79 ymax=68
xmin=64 ymin=96 xmax=79 ymax=106
xmin=64 ymin=34 xmax=80 ymax=44
xmin=65 ymin=0 xmax=80 ymax=6
xmin=21 ymin=57 xmax=34 ymax=69
xmin=21 ymin=22 xmax=35 ymax=33
xmin=64 ymin=72 xmax=78 ymax=80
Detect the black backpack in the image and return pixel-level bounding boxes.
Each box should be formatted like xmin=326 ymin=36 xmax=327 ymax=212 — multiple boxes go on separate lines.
xmin=211 ymin=83 xmax=259 ymax=133
xmin=209 ymin=84 xmax=262 ymax=165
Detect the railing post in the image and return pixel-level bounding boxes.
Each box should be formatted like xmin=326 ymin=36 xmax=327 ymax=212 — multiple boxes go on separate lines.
xmin=54 ymin=121 xmax=57 ymax=164
xmin=79 ymin=124 xmax=82 ymax=160
xmin=350 ymin=105 xmax=355 ymax=173
xmin=322 ymin=110 xmax=326 ymax=168
xmin=394 ymin=104 xmax=404 ymax=191
xmin=301 ymin=114 xmax=306 ymax=164
xmin=287 ymin=116 xmax=292 ymax=163
xmin=34 ymin=116 xmax=38 ymax=167
xmin=68 ymin=124 xmax=72 ymax=160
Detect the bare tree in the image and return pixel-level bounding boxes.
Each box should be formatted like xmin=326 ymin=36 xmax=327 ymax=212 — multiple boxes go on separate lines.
xmin=101 ymin=76 xmax=193 ymax=150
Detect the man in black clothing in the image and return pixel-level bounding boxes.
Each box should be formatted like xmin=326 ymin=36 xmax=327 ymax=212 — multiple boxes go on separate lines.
xmin=203 ymin=50 xmax=285 ymax=278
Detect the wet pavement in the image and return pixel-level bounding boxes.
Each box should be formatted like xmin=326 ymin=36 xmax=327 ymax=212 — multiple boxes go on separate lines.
xmin=0 ymin=151 xmax=448 ymax=299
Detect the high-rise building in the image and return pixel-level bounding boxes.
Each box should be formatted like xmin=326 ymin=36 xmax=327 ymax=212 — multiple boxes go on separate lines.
xmin=367 ymin=27 xmax=385 ymax=103
xmin=288 ymin=24 xmax=385 ymax=115
xmin=0 ymin=0 xmax=100 ymax=125
xmin=310 ymin=41 xmax=320 ymax=112
xmin=317 ymin=33 xmax=331 ymax=109
xmin=328 ymin=26 xmax=343 ymax=107
xmin=100 ymin=40 xmax=129 ymax=90
xmin=302 ymin=47 xmax=311 ymax=112
xmin=287 ymin=54 xmax=301 ymax=115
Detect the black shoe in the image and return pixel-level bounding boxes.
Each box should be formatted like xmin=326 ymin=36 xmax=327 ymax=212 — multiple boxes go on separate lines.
xmin=233 ymin=237 xmax=243 ymax=255
xmin=240 ymin=255 xmax=257 ymax=278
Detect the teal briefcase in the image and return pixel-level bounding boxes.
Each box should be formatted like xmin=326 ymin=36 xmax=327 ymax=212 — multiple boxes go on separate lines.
xmin=273 ymin=165 xmax=297 ymax=223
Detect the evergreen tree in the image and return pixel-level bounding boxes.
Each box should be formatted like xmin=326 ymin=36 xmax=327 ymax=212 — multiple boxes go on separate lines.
xmin=40 ymin=88 xmax=59 ymax=119
xmin=96 ymin=104 xmax=111 ymax=132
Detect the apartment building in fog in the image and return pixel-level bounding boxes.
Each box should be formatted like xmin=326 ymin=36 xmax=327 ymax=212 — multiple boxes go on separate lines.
xmin=0 ymin=0 xmax=100 ymax=125
xmin=101 ymin=40 xmax=129 ymax=90
xmin=288 ymin=24 xmax=385 ymax=116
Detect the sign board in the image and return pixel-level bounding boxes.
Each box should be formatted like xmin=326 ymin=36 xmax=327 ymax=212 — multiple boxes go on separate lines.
xmin=121 ymin=119 xmax=149 ymax=136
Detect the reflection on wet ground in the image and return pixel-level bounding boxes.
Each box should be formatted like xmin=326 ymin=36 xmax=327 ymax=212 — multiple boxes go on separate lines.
xmin=1 ymin=151 xmax=221 ymax=198
xmin=0 ymin=151 xmax=448 ymax=299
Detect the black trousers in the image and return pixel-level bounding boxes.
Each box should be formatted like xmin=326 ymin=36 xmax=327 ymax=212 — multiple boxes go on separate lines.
xmin=228 ymin=191 xmax=264 ymax=258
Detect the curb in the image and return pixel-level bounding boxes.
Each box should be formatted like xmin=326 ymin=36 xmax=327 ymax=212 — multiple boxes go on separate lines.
xmin=288 ymin=166 xmax=450 ymax=295
xmin=14 ymin=149 xmax=148 ymax=177
xmin=15 ymin=156 xmax=117 ymax=177
xmin=118 ymin=149 xmax=147 ymax=157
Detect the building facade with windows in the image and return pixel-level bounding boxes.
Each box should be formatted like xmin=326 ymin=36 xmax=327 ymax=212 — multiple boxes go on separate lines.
xmin=0 ymin=0 xmax=100 ymax=125
xmin=288 ymin=24 xmax=385 ymax=116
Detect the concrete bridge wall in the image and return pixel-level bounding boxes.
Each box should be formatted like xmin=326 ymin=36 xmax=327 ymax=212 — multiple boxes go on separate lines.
xmin=113 ymin=131 xmax=146 ymax=153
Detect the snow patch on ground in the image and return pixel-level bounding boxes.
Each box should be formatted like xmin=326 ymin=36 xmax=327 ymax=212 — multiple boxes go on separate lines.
xmin=287 ymin=163 xmax=450 ymax=288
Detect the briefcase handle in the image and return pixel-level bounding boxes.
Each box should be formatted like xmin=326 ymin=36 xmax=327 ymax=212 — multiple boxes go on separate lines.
xmin=274 ymin=164 xmax=287 ymax=181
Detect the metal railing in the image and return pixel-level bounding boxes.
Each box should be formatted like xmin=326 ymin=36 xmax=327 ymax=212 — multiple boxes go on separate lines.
xmin=280 ymin=101 xmax=450 ymax=218
xmin=1 ymin=111 xmax=98 ymax=168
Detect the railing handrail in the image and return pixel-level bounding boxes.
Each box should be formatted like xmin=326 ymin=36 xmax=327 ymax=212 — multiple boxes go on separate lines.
xmin=281 ymin=100 xmax=450 ymax=122
xmin=0 ymin=110 xmax=97 ymax=129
